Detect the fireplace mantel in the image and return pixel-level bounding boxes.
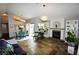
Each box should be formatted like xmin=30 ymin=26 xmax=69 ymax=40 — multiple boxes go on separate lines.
xmin=50 ymin=28 xmax=65 ymax=30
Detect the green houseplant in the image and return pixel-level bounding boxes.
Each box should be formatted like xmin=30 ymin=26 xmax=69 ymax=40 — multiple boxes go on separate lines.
xmin=65 ymin=30 xmax=79 ymax=45
xmin=65 ymin=30 xmax=79 ymax=55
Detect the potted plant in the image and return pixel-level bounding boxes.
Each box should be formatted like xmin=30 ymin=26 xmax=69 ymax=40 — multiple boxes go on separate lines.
xmin=65 ymin=30 xmax=79 ymax=54
xmin=66 ymin=30 xmax=79 ymax=45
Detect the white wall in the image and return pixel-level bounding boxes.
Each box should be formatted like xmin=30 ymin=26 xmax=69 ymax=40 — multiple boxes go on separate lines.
xmin=0 ymin=3 xmax=6 ymax=12
xmin=8 ymin=15 xmax=15 ymax=37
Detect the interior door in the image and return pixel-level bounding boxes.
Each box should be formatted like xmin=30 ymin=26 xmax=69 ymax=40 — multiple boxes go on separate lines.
xmin=2 ymin=23 xmax=9 ymax=39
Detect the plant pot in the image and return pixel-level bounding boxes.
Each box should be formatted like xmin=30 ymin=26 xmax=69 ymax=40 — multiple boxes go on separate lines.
xmin=68 ymin=42 xmax=75 ymax=47
xmin=68 ymin=42 xmax=78 ymax=55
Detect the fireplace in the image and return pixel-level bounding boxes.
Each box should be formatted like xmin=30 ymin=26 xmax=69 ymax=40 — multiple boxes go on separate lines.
xmin=52 ymin=30 xmax=61 ymax=39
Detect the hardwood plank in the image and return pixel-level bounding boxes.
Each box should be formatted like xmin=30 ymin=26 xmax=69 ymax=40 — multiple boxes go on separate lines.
xmin=17 ymin=37 xmax=68 ymax=55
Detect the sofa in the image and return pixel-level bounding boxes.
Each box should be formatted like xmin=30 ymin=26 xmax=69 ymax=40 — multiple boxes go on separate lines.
xmin=0 ymin=39 xmax=27 ymax=55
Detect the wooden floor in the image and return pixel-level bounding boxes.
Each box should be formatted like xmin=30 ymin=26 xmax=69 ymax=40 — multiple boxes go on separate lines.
xmin=17 ymin=37 xmax=68 ymax=55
